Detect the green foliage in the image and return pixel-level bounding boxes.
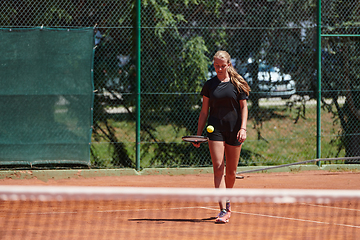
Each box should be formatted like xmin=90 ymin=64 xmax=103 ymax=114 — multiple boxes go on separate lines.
xmin=90 ymin=104 xmax=346 ymax=168
xmin=2 ymin=0 xmax=359 ymax=167
xmin=318 ymin=1 xmax=360 ymax=158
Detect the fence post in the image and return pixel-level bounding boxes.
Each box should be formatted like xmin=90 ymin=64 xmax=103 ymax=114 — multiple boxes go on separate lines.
xmin=136 ymin=0 xmax=141 ymax=171
xmin=316 ymin=0 xmax=322 ymax=166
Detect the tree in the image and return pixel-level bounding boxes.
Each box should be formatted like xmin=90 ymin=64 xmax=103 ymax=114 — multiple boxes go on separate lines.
xmin=319 ymin=0 xmax=360 ymax=159
xmin=3 ymin=0 xmax=358 ymax=167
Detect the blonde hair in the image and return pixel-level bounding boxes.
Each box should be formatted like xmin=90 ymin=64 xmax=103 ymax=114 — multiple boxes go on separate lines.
xmin=213 ymin=51 xmax=251 ymax=96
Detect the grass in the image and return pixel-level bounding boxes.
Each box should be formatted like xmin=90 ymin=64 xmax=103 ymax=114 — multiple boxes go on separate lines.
xmin=91 ymin=103 xmax=346 ymax=168
xmin=243 ymin=104 xmax=345 ymax=165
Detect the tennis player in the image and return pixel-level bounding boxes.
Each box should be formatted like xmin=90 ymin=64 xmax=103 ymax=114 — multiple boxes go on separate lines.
xmin=193 ymin=50 xmax=250 ymax=223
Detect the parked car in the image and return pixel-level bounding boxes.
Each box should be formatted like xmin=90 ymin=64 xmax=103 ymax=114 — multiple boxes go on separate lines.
xmin=242 ymin=62 xmax=296 ymax=99
xmin=208 ymin=60 xmax=296 ymax=99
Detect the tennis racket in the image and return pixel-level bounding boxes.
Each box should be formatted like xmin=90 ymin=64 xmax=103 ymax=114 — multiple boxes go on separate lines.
xmin=182 ymin=135 xmax=209 ymax=143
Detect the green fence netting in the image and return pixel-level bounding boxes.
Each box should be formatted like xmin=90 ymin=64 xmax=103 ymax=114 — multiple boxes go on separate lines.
xmin=0 ymin=1 xmax=359 ymax=169
xmin=0 ymin=27 xmax=94 ymax=166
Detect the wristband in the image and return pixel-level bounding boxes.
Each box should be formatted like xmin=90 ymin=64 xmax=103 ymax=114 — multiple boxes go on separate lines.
xmin=240 ymin=128 xmax=247 ymax=132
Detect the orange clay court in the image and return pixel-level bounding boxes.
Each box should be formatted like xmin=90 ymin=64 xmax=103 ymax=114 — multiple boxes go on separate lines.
xmin=1 ymin=170 xmax=360 ymax=239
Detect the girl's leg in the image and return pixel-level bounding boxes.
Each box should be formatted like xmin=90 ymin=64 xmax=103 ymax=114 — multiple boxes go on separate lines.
xmin=208 ymin=140 xmax=226 ymax=209
xmin=223 ymin=144 xmax=241 ymax=217
xmin=224 ymin=144 xmax=242 ymax=189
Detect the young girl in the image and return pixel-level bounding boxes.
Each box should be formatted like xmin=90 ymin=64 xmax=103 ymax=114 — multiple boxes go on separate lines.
xmin=193 ymin=50 xmax=250 ymax=223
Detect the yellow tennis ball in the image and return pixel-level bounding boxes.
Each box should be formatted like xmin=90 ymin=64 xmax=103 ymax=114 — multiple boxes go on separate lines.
xmin=207 ymin=125 xmax=214 ymax=133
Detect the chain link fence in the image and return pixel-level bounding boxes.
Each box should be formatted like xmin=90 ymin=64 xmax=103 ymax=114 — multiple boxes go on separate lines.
xmin=1 ymin=0 xmax=359 ymax=169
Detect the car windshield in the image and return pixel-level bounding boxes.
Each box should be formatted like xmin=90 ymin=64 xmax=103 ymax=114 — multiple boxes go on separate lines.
xmin=259 ymin=63 xmax=276 ymax=72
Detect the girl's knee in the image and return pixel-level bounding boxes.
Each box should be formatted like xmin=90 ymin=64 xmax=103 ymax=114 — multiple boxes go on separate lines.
xmin=213 ymin=168 xmax=224 ymax=178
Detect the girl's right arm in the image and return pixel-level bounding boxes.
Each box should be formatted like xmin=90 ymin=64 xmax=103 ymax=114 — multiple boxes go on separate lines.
xmin=193 ymin=96 xmax=210 ymax=148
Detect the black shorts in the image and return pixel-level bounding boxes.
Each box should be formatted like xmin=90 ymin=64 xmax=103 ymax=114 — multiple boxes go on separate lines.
xmin=207 ymin=129 xmax=242 ymax=146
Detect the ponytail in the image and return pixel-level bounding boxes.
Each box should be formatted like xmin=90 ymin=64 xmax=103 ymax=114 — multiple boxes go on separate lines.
xmin=228 ymin=65 xmax=251 ymax=96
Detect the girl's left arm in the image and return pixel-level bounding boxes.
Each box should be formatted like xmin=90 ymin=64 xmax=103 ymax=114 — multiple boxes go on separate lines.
xmin=237 ymin=99 xmax=248 ymax=142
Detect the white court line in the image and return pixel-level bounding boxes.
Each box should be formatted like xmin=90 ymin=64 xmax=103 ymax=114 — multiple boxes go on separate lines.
xmin=202 ymin=207 xmax=360 ymax=229
xmin=23 ymin=206 xmax=205 ymax=215
xmin=25 ymin=211 xmax=78 ymax=215
xmin=21 ymin=204 xmax=360 ymax=229
xmin=302 ymin=203 xmax=360 ymax=212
